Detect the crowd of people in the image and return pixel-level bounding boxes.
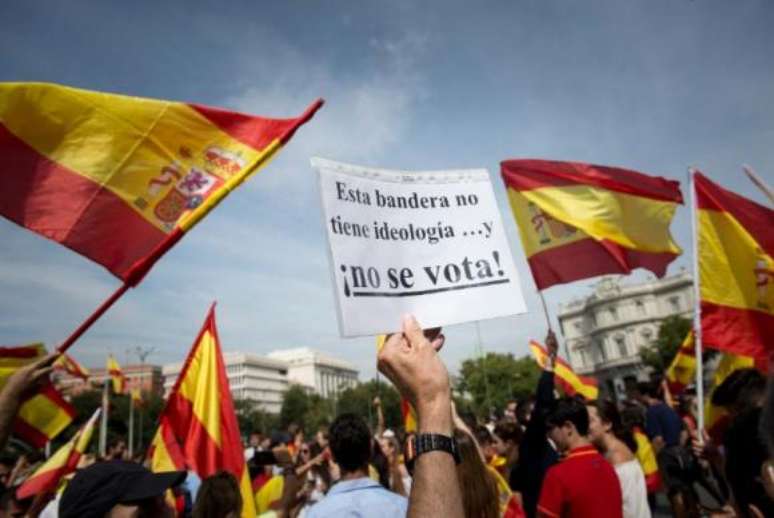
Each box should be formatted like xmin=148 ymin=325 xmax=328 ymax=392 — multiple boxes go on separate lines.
xmin=0 ymin=315 xmax=772 ymax=517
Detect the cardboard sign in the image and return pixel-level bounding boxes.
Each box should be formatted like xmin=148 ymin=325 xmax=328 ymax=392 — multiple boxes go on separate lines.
xmin=313 ymin=157 xmax=527 ymax=337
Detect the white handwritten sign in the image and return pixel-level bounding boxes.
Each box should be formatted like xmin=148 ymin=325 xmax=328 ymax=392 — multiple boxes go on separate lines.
xmin=313 ymin=157 xmax=527 ymax=337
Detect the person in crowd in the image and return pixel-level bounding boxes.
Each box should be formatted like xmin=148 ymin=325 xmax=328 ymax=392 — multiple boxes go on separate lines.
xmin=379 ymin=434 xmax=411 ymax=496
xmin=192 ymin=470 xmax=242 ymax=518
xmin=538 ymin=396 xmax=623 ymax=518
xmin=510 ymin=331 xmax=560 ymax=517
xmin=587 ymin=400 xmax=650 ymax=518
xmin=515 ymin=397 xmax=535 ymax=432
xmin=106 ymin=438 xmax=127 ymax=461
xmin=244 ymin=431 xmax=263 ymax=462
xmin=696 ymin=368 xmax=773 ymax=518
xmin=454 ymin=429 xmax=500 ymax=518
xmin=635 ymin=380 xmax=697 ymax=517
xmin=58 ymin=460 xmax=186 ymax=517
xmin=621 ymin=403 xmax=663 ymax=504
xmin=494 ymin=421 xmax=522 ymax=479
xmin=306 ymin=413 xmax=407 ymax=517
xmin=377 ymin=314 xmax=463 ymax=518
xmin=504 ymin=400 xmax=519 ymax=423
xmin=287 ymin=424 xmax=304 ymax=459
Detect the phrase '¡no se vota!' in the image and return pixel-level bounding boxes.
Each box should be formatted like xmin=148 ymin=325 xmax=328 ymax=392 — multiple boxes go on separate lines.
xmin=336 ymin=182 xmax=452 ymax=209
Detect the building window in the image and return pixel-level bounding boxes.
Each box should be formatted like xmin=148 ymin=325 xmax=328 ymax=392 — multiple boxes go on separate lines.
xmin=669 ymin=296 xmax=681 ymax=312
xmin=608 ymin=306 xmax=618 ymax=321
xmin=635 ymin=299 xmax=645 ymax=315
xmin=615 ymin=336 xmax=627 ymax=358
xmin=597 ymin=340 xmax=607 ymax=361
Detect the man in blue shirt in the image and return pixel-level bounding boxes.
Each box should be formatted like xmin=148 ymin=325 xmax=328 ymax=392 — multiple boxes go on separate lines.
xmin=307 ymin=413 xmax=407 ymax=518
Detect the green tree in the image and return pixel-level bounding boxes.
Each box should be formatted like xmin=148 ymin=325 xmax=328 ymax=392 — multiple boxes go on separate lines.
xmin=336 ymin=380 xmax=402 ymax=431
xmin=279 ymin=384 xmax=313 ymax=429
xmin=235 ymin=399 xmax=279 ymax=438
xmin=639 ymin=315 xmax=692 ymax=373
xmin=457 ymin=352 xmax=541 ymax=417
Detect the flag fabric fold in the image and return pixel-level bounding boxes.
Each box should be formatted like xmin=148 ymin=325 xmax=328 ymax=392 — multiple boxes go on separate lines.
xmin=0 ymin=82 xmax=323 ymax=284
xmin=695 ymin=172 xmax=774 ymax=362
xmin=529 ymin=340 xmax=598 ymax=400
xmin=106 ymin=356 xmax=126 ymax=394
xmin=54 ymin=353 xmax=90 ymax=380
xmin=148 ymin=305 xmax=255 ymax=517
xmin=16 ymin=408 xmax=101 ymax=499
xmin=501 ymin=160 xmax=682 ymax=290
xmin=664 ymin=331 xmax=696 ymax=395
xmin=0 ymin=344 xmax=75 ymax=447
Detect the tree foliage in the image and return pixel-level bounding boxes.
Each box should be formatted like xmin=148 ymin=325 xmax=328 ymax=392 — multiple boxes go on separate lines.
xmin=336 ymin=380 xmax=402 ymax=431
xmin=639 ymin=315 xmax=692 ymax=373
xmin=457 ymin=352 xmax=541 ymax=417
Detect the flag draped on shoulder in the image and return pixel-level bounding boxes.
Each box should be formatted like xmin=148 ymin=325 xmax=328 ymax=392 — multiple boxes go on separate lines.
xmin=501 ymin=160 xmax=682 ymax=290
xmin=0 ymin=344 xmax=75 ymax=447
xmin=0 ymin=82 xmax=323 ymax=284
xmin=695 ymin=172 xmax=774 ymax=362
xmin=54 ymin=353 xmax=89 ymax=380
xmin=148 ymin=305 xmax=255 ymax=517
xmin=529 ymin=340 xmax=598 ymax=400
xmin=664 ymin=331 xmax=696 ymax=395
xmin=106 ymin=356 xmax=126 ymax=394
xmin=16 ymin=408 xmax=100 ymax=499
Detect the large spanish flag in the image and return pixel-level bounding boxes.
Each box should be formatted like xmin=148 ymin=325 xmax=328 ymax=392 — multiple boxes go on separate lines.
xmin=0 ymin=82 xmax=322 ymax=285
xmin=501 ymin=160 xmax=682 ymax=290
xmin=16 ymin=408 xmax=100 ymax=499
xmin=695 ymin=172 xmax=774 ymax=361
xmin=149 ymin=305 xmax=255 ymax=517
xmin=0 ymin=344 xmax=75 ymax=447
xmin=664 ymin=331 xmax=696 ymax=395
xmin=106 ymin=355 xmax=126 ymax=394
xmin=529 ymin=340 xmax=598 ymax=400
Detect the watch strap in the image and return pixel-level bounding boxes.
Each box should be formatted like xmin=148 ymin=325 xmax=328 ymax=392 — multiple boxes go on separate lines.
xmin=413 ymin=433 xmax=460 ymax=464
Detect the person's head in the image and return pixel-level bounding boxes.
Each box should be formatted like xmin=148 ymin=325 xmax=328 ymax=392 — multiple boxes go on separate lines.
xmin=60 ymin=461 xmax=185 ymax=518
xmin=546 ymin=397 xmax=589 ymax=452
xmin=494 ymin=421 xmax=523 ymax=462
xmin=329 ymin=413 xmax=371 ymax=475
xmin=711 ymin=368 xmax=766 ymax=417
xmin=107 ymin=438 xmax=127 ymax=460
xmin=516 ymin=397 xmax=535 ymax=426
xmin=587 ymin=400 xmax=636 ymax=453
xmin=315 ymin=428 xmax=329 ymax=449
xmin=504 ymin=400 xmax=518 ymax=422
xmin=454 ymin=430 xmax=500 ymax=518
xmin=298 ymin=442 xmax=311 ymax=462
xmin=248 ymin=432 xmax=262 ymax=448
xmin=634 ymin=381 xmax=661 ymax=405
xmin=192 ymin=471 xmax=242 ymax=518
xmin=473 ymin=426 xmax=496 ymax=462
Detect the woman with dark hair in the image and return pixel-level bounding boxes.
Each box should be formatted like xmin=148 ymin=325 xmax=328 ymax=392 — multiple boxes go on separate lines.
xmin=587 ymin=400 xmax=651 ymax=518
xmin=454 ymin=429 xmax=500 ymax=518
xmin=192 ymin=471 xmax=242 ymax=518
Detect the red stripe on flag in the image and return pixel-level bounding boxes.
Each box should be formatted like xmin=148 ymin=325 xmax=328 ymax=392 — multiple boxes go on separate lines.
xmin=695 ymin=172 xmax=774 ymax=256
xmin=189 ymin=104 xmax=301 ymax=152
xmin=0 ymin=123 xmax=167 ymax=280
xmin=527 ymin=237 xmax=678 ymax=290
xmin=501 ymin=160 xmax=683 ymax=203
xmin=37 ymin=384 xmax=77 ymax=419
xmin=13 ymin=417 xmax=52 ymax=449
xmin=15 ymin=466 xmax=65 ymax=499
xmin=701 ymin=302 xmax=774 ymax=362
xmin=0 ymin=346 xmax=44 ymax=359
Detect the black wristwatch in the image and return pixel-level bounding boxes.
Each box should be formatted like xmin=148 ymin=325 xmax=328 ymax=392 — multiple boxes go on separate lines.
xmin=413 ymin=433 xmax=460 ymax=464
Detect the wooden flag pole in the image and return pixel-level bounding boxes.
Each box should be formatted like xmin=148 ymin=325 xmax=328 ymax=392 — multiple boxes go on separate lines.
xmin=688 ymin=168 xmax=705 ymax=434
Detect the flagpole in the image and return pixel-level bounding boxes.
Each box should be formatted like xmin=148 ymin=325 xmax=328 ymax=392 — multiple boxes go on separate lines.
xmin=128 ymin=387 xmax=135 ymax=459
xmin=99 ymin=377 xmax=109 ymax=457
xmin=742 ymin=164 xmax=774 ymax=205
xmin=539 ymin=290 xmax=570 ymax=360
xmin=688 ymin=168 xmax=705 ymax=434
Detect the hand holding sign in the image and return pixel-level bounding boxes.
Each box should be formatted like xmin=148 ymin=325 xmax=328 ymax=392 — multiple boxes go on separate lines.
xmin=313 ymin=158 xmax=526 ymax=336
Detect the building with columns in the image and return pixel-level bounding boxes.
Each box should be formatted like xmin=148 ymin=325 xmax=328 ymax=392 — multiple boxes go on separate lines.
xmin=267 ymin=348 xmax=359 ymax=399
xmin=557 ymin=270 xmax=693 ymax=399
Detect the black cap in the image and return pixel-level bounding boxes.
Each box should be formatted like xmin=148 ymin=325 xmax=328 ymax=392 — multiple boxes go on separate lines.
xmin=60 ymin=461 xmax=186 ymax=518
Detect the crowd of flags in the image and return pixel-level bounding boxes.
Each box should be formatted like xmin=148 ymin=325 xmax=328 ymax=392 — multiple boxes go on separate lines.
xmin=0 ymin=80 xmax=771 ymax=509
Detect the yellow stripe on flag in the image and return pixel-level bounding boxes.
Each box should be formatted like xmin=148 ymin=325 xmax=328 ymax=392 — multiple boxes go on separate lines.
xmin=665 ymin=331 xmax=696 ymax=392
xmin=177 ymin=330 xmax=223 ymax=447
xmin=529 ymin=341 xmax=598 ymax=400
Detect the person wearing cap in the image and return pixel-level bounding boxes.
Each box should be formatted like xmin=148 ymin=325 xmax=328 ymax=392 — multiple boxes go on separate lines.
xmin=59 ymin=460 xmax=186 ymax=518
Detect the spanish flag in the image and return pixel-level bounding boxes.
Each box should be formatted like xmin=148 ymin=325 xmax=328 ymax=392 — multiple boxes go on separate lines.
xmin=16 ymin=408 xmax=100 ymax=499
xmin=149 ymin=305 xmax=255 ymax=518
xmin=695 ymin=172 xmax=774 ymax=361
xmin=664 ymin=331 xmax=696 ymax=395
xmin=106 ymin=355 xmax=126 ymax=394
xmin=55 ymin=353 xmax=89 ymax=380
xmin=0 ymin=344 xmax=75 ymax=448
xmin=632 ymin=427 xmax=662 ymax=493
xmin=704 ymin=352 xmax=758 ymax=442
xmin=529 ymin=340 xmax=598 ymax=400
xmin=501 ymin=160 xmax=682 ymax=290
xmin=0 ymin=82 xmax=322 ymax=284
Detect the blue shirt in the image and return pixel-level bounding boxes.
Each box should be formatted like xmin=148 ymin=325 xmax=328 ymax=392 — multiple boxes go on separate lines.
xmin=644 ymin=402 xmax=683 ymax=447
xmin=306 ymin=477 xmax=408 ymax=518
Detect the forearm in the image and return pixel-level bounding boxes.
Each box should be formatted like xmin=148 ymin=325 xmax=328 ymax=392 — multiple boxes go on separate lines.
xmin=409 ymin=400 xmax=463 ymax=518
xmin=376 ymin=406 xmax=385 ymax=436
xmin=0 ymin=387 xmax=22 ymax=450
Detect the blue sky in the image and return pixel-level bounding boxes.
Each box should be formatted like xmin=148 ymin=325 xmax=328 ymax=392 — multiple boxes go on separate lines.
xmin=1 ymin=0 xmax=772 ymax=380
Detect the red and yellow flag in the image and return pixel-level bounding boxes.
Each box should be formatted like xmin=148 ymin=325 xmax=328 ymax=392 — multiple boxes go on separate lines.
xmin=149 ymin=305 xmax=255 ymax=517
xmin=664 ymin=331 xmax=696 ymax=395
xmin=106 ymin=356 xmax=126 ymax=394
xmin=0 ymin=82 xmax=322 ymax=284
xmin=501 ymin=160 xmax=682 ymax=290
xmin=704 ymin=352 xmax=758 ymax=442
xmin=529 ymin=340 xmax=598 ymax=400
xmin=16 ymin=408 xmax=100 ymax=499
xmin=632 ymin=427 xmax=662 ymax=494
xmin=131 ymin=386 xmax=143 ymax=407
xmin=55 ymin=353 xmax=89 ymax=380
xmin=695 ymin=172 xmax=773 ymax=362
xmin=0 ymin=344 xmax=75 ymax=447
